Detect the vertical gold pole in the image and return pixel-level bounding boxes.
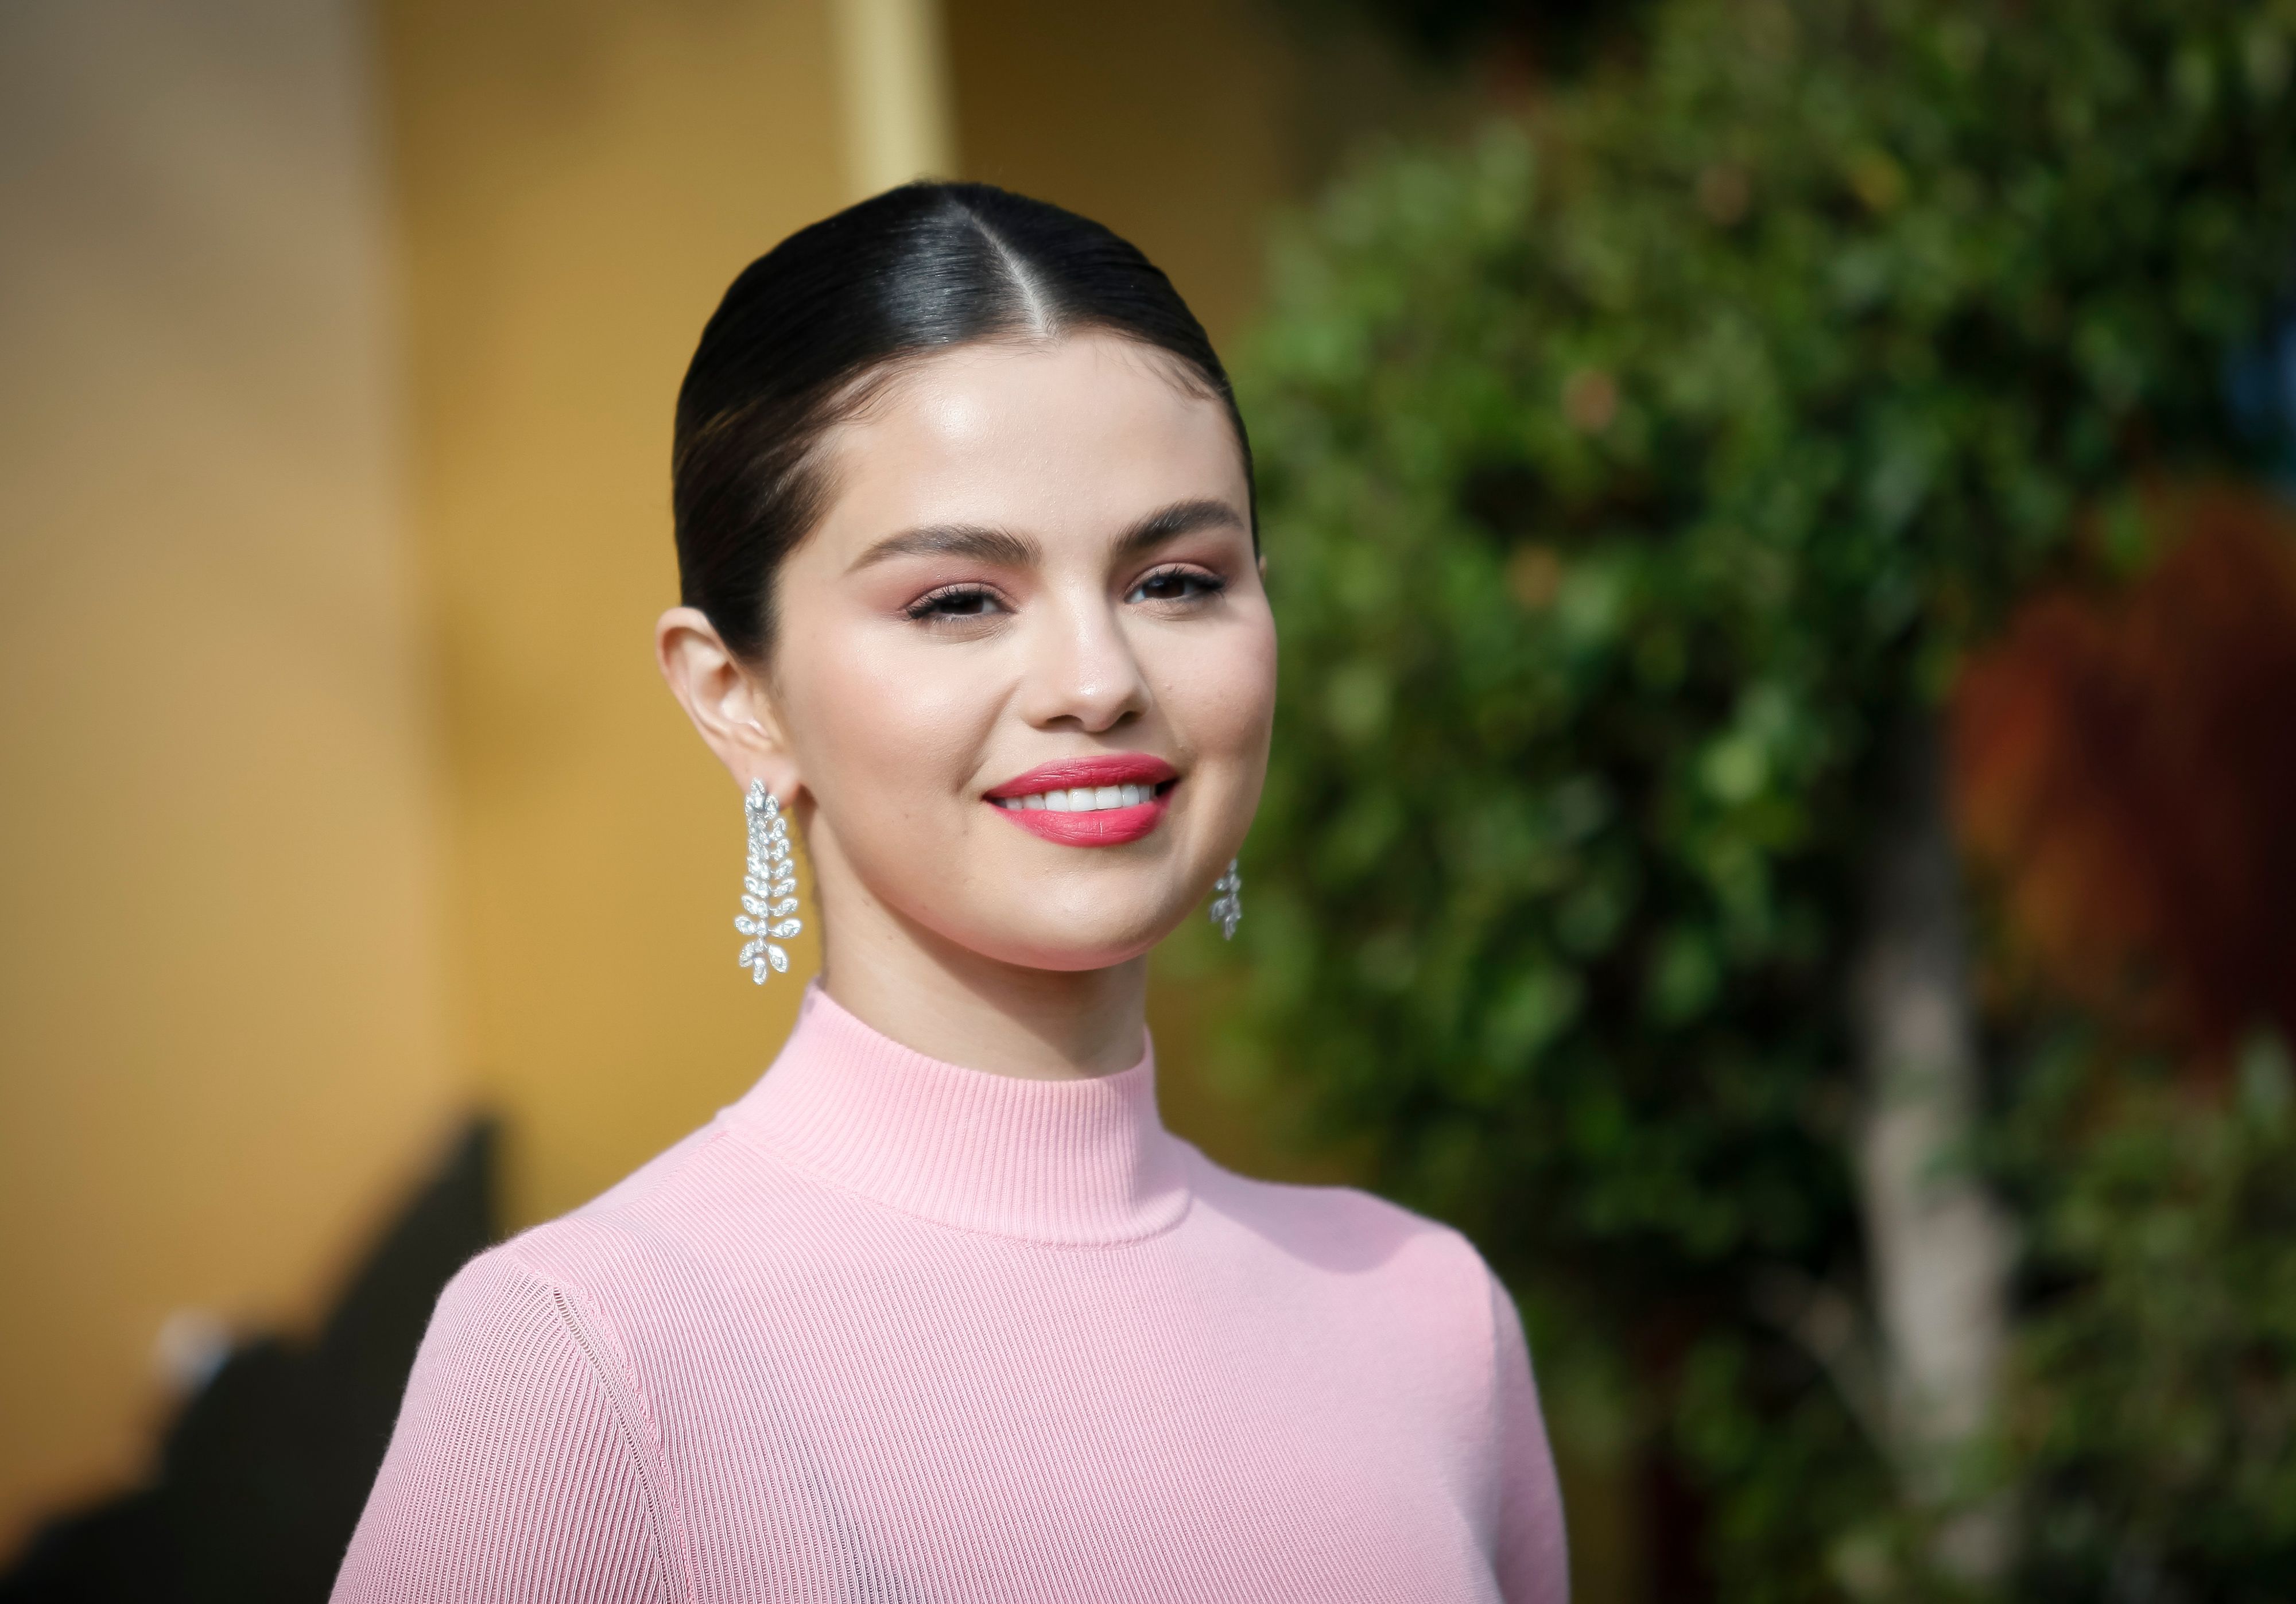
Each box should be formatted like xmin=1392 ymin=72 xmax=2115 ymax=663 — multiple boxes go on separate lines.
xmin=830 ymin=0 xmax=957 ymax=199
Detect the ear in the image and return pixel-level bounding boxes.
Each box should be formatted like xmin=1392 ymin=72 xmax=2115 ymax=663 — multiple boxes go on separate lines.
xmin=656 ymin=607 xmax=803 ymax=803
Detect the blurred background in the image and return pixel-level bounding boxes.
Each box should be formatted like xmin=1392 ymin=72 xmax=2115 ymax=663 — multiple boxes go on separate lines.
xmin=3 ymin=1 xmax=2293 ymax=1600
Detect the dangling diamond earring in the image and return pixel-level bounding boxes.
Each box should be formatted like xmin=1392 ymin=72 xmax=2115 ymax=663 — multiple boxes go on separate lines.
xmin=734 ymin=779 xmax=802 ymax=984
xmin=1209 ymin=858 xmax=1242 ymax=941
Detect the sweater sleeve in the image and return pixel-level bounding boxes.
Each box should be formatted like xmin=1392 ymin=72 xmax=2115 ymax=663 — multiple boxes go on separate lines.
xmin=1488 ymin=1273 xmax=1570 ymax=1604
xmin=331 ymin=1248 xmax=680 ymax=1604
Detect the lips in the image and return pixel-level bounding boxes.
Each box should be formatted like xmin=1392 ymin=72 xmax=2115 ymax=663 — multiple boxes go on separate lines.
xmin=984 ymin=754 xmax=1178 ymax=847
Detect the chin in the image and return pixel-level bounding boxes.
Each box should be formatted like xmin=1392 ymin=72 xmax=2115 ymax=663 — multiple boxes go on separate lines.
xmin=952 ymin=898 xmax=1185 ymax=974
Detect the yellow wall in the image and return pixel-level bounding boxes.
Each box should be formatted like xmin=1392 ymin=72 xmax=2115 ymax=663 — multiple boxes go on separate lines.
xmin=945 ymin=0 xmax=1468 ymax=351
xmin=947 ymin=0 xmax=1300 ymax=349
xmin=378 ymin=0 xmax=852 ymax=1228
xmin=0 ymin=0 xmax=456 ymax=1545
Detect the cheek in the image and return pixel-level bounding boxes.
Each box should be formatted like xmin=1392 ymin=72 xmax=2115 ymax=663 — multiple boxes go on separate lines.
xmin=783 ymin=633 xmax=994 ymax=819
xmin=1155 ymin=613 xmax=1279 ymax=767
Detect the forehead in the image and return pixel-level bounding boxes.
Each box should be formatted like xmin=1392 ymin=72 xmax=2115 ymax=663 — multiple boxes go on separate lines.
xmin=810 ymin=332 xmax=1247 ymax=549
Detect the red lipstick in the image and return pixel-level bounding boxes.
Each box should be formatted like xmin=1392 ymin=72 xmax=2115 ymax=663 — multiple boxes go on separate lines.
xmin=984 ymin=754 xmax=1178 ymax=847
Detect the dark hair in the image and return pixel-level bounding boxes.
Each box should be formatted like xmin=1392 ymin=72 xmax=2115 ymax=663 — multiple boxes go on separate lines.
xmin=672 ymin=181 xmax=1253 ymax=663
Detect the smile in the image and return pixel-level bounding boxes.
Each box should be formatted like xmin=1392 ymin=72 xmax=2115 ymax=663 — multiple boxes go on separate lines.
xmin=983 ymin=756 xmax=1178 ymax=848
xmin=990 ymin=783 xmax=1160 ymax=812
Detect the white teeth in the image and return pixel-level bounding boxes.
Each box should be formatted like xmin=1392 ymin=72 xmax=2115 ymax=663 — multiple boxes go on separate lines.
xmin=995 ymin=781 xmax=1162 ymax=812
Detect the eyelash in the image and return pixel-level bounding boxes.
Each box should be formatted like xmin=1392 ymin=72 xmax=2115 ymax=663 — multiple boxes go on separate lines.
xmin=1127 ymin=565 xmax=1227 ymax=605
xmin=904 ymin=584 xmax=1004 ymax=622
xmin=902 ymin=566 xmax=1227 ymax=624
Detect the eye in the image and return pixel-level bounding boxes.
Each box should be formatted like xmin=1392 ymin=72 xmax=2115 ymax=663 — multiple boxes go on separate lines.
xmin=1127 ymin=565 xmax=1225 ymax=605
xmin=905 ymin=584 xmax=1007 ymax=622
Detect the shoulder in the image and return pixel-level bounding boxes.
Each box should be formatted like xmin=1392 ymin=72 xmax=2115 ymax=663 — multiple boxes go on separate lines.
xmin=1182 ymin=1143 xmax=1487 ymax=1263
xmin=495 ymin=1118 xmax=767 ymax=1295
xmin=440 ymin=1123 xmax=760 ymax=1362
xmin=378 ymin=1116 xmax=768 ymax=1429
xmin=402 ymin=1241 xmax=630 ymax=1420
xmin=410 ymin=1233 xmax=656 ymax=1440
xmin=342 ymin=1238 xmax=685 ymax=1601
xmin=416 ymin=1116 xmax=774 ymax=1382
xmin=392 ymin=1174 xmax=721 ymax=1516
xmin=1179 ymin=1144 xmax=1506 ymax=1344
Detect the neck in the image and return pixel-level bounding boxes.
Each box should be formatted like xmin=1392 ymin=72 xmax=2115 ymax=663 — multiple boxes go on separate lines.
xmin=810 ymin=841 xmax=1148 ymax=1083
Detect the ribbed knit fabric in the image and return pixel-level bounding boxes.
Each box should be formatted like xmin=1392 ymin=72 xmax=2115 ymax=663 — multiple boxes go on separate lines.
xmin=333 ymin=985 xmax=1569 ymax=1602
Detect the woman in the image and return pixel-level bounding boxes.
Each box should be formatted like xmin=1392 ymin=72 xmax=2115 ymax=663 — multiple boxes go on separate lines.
xmin=335 ymin=182 xmax=1567 ymax=1603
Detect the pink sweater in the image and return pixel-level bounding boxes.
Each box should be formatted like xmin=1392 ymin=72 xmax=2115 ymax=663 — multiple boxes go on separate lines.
xmin=334 ymin=985 xmax=1569 ymax=1602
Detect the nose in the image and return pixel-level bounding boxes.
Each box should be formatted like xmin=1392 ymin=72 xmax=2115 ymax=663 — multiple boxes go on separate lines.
xmin=1015 ymin=585 xmax=1151 ymax=733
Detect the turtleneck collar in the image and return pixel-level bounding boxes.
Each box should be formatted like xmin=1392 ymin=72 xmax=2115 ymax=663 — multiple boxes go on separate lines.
xmin=722 ymin=984 xmax=1190 ymax=1246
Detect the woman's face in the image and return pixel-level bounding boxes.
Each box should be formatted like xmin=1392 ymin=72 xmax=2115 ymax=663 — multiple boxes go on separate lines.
xmin=736 ymin=332 xmax=1273 ymax=972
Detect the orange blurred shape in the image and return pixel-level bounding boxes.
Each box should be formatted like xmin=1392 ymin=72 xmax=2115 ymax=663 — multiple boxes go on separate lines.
xmin=1950 ymin=488 xmax=2296 ymax=1065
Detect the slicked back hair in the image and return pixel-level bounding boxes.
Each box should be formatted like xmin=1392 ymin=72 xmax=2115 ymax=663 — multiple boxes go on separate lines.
xmin=672 ymin=182 xmax=1252 ymax=663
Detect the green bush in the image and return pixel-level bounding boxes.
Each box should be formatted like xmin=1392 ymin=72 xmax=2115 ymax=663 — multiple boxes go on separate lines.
xmin=1998 ymin=1031 xmax=2296 ymax=1601
xmin=1224 ymin=0 xmax=2296 ymax=1594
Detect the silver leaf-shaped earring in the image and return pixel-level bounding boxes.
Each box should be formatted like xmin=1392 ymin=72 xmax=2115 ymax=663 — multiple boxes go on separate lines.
xmin=1209 ymin=858 xmax=1242 ymax=941
xmin=734 ymin=779 xmax=802 ymax=984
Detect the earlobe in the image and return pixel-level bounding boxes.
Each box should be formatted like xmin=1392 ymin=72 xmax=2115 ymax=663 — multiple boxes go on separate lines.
xmin=656 ymin=606 xmax=804 ymax=801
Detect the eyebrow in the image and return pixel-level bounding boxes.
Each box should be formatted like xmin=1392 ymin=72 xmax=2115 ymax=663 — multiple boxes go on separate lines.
xmin=848 ymin=498 xmax=1246 ymax=574
xmin=848 ymin=524 xmax=1040 ymax=571
xmin=1111 ymin=498 xmax=1247 ymax=559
